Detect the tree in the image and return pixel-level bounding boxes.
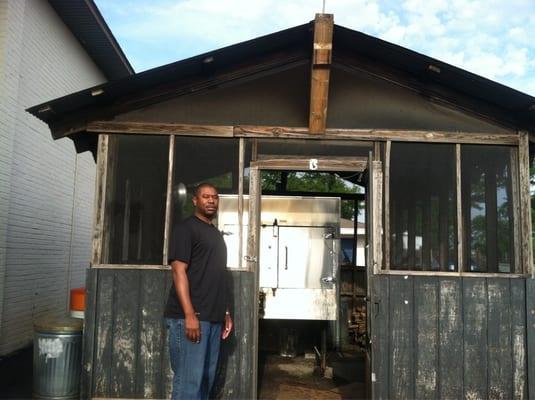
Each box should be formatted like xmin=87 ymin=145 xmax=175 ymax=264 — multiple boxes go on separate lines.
xmin=261 ymin=171 xmax=362 ymax=220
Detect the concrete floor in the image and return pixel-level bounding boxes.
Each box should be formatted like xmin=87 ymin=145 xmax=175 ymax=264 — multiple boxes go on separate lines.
xmin=258 ymin=350 xmax=366 ymax=400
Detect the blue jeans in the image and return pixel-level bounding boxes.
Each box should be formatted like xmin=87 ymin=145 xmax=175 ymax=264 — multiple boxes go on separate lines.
xmin=166 ymin=318 xmax=222 ymax=400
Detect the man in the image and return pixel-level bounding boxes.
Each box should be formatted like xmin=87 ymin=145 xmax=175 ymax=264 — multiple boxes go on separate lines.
xmin=164 ymin=183 xmax=233 ymax=400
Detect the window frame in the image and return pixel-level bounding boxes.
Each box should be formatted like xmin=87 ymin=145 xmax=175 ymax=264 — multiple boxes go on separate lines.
xmin=382 ymin=135 xmax=531 ymax=278
xmin=89 ymin=126 xmax=531 ymax=278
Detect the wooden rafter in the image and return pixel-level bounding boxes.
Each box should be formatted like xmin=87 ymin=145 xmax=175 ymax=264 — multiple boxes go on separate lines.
xmin=308 ymin=13 xmax=334 ymax=134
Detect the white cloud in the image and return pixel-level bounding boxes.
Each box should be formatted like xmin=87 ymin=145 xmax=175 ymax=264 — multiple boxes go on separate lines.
xmin=95 ymin=0 xmax=535 ymax=96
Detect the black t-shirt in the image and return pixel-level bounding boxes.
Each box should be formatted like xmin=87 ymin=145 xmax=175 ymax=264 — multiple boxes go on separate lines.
xmin=164 ymin=216 xmax=228 ymax=322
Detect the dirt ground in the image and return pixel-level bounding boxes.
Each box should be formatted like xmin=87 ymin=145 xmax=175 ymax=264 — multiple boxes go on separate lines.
xmin=258 ymin=350 xmax=366 ymax=400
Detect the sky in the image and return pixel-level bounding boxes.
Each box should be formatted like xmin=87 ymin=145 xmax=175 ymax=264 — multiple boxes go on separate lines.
xmin=94 ymin=0 xmax=535 ymax=97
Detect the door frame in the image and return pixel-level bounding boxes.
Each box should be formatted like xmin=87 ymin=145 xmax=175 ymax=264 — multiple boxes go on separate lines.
xmin=246 ymin=155 xmax=369 ymax=398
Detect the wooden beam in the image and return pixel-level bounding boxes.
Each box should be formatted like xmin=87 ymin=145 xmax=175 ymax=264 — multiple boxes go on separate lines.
xmin=92 ymin=264 xmax=170 ymax=270
xmin=309 ymin=14 xmax=334 ymax=134
xmin=235 ymin=125 xmax=519 ymax=145
xmin=86 ymin=121 xmax=520 ymax=145
xmin=87 ymin=121 xmax=233 ymax=137
xmin=251 ymin=156 xmax=368 ymax=172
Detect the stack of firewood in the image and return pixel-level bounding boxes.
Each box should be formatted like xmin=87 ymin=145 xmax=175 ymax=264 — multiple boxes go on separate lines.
xmin=348 ymin=305 xmax=367 ymax=349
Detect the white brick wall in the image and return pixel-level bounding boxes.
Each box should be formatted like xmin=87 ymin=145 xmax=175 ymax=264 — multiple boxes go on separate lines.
xmin=0 ymin=0 xmax=105 ymax=355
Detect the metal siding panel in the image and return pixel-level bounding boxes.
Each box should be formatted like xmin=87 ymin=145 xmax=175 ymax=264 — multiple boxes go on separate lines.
xmin=463 ymin=278 xmax=488 ymax=399
xmin=110 ymin=270 xmax=140 ymax=397
xmin=487 ymin=279 xmax=513 ymax=399
xmin=511 ymin=279 xmax=527 ymax=400
xmin=389 ymin=275 xmax=414 ymax=399
xmin=414 ymin=277 xmax=439 ymax=399
xmin=93 ymin=270 xmax=115 ymax=396
xmin=527 ymin=279 xmax=535 ymax=400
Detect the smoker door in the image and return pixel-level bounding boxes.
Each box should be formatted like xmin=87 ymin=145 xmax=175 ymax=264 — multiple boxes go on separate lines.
xmin=277 ymin=226 xmax=336 ymax=289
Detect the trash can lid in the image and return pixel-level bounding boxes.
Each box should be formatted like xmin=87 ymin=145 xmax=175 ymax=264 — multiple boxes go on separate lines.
xmin=34 ymin=316 xmax=83 ymax=333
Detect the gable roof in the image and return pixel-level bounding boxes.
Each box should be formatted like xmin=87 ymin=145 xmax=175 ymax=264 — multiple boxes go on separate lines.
xmin=48 ymin=0 xmax=134 ymax=80
xmin=28 ymin=20 xmax=535 ymax=144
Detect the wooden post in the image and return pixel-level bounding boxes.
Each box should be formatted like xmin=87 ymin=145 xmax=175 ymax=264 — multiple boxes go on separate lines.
xmin=162 ymin=135 xmax=175 ymax=266
xmin=91 ymin=134 xmax=109 ymax=266
xmin=518 ymin=131 xmax=533 ymax=276
xmin=456 ymin=144 xmax=464 ymax=273
xmin=238 ymin=138 xmax=245 ymax=269
xmin=308 ymin=14 xmax=333 ymax=134
xmin=384 ymin=141 xmax=391 ymax=269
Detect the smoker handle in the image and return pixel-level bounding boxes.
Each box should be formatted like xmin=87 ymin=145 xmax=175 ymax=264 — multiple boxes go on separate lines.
xmin=284 ymin=246 xmax=288 ymax=270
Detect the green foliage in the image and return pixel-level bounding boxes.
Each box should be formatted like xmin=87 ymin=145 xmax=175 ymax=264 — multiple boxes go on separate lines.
xmin=261 ymin=171 xmax=361 ymax=220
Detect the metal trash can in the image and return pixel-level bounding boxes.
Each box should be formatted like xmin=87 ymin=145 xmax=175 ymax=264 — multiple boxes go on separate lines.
xmin=33 ymin=316 xmax=83 ymax=399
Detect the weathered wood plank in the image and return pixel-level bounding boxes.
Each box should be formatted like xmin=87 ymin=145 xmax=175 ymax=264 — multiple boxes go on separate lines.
xmin=372 ymin=161 xmax=383 ymax=273
xmin=251 ymin=157 xmax=368 ymax=172
xmin=216 ymin=272 xmax=240 ymax=398
xmin=378 ymin=270 xmax=527 ymax=278
xmin=217 ymin=272 xmax=255 ymax=399
xmin=91 ymin=134 xmax=109 ymax=265
xmin=234 ymin=125 xmax=520 ymax=144
xmin=527 ymin=279 xmax=535 ymax=399
xmin=136 ymin=271 xmax=168 ymax=398
xmin=162 ymin=271 xmax=174 ymax=398
xmin=456 ymin=144 xmax=463 ymax=272
xmin=238 ymin=138 xmax=245 ymax=269
xmin=309 ymin=14 xmax=333 ymax=133
xmin=487 ymin=279 xmax=513 ymax=399
xmin=92 ymin=263 xmax=169 ymax=270
xmin=110 ymin=270 xmax=140 ymax=397
xmin=162 ymin=135 xmax=175 ymax=266
xmin=87 ymin=121 xmax=234 ymax=137
xmin=389 ymin=275 xmax=414 ymax=399
xmin=518 ymin=132 xmax=533 ymax=276
xmin=438 ymin=278 xmax=463 ymax=400
xmin=414 ymin=277 xmax=438 ymax=399
xmin=510 ymin=149 xmax=521 ymax=274
xmin=463 ymin=278 xmax=488 ymax=399
xmin=384 ymin=141 xmax=391 ymax=270
xmin=80 ymin=269 xmax=98 ymax=399
xmin=370 ymin=275 xmax=389 ymax=400
xmin=239 ymin=272 xmax=256 ymax=399
xmin=511 ymin=279 xmax=527 ymax=400
xmin=93 ymin=270 xmax=115 ymax=396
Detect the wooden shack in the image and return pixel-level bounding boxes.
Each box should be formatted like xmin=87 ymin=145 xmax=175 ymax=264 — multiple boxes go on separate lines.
xmin=29 ymin=14 xmax=535 ymax=400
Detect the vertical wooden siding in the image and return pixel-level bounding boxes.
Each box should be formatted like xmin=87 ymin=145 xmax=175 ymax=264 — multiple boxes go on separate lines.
xmin=82 ymin=269 xmax=255 ymax=399
xmin=371 ymin=275 xmax=531 ymax=400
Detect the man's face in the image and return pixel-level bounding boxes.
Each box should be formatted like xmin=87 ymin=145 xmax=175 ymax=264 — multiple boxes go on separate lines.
xmin=193 ymin=186 xmax=219 ymax=219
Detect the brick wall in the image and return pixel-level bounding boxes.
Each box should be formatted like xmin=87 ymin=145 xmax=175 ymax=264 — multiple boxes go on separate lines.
xmin=0 ymin=0 xmax=106 ymax=355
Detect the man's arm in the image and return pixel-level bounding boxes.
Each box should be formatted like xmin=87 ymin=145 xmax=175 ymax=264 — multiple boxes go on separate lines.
xmin=170 ymin=260 xmax=200 ymax=343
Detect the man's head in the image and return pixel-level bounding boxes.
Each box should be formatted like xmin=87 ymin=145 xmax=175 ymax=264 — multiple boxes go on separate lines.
xmin=192 ymin=183 xmax=219 ymax=220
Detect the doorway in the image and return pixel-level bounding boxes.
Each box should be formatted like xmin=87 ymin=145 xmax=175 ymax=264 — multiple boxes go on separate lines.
xmin=247 ymin=156 xmax=369 ymax=399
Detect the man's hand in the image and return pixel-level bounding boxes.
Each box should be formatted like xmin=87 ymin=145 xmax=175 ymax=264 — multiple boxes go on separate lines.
xmin=185 ymin=313 xmax=201 ymax=343
xmin=222 ymin=312 xmax=233 ymax=339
